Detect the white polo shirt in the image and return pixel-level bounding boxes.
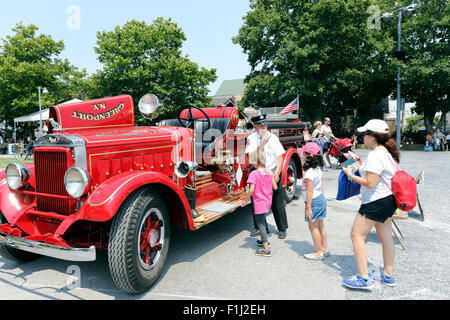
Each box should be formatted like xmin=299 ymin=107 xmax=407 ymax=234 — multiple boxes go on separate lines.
xmin=322 ymin=124 xmax=332 ymax=141
xmin=245 ymin=131 xmax=286 ymax=171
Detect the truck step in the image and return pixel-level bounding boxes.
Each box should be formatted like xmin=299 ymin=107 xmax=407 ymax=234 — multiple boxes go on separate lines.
xmin=193 ymin=192 xmax=247 ymax=229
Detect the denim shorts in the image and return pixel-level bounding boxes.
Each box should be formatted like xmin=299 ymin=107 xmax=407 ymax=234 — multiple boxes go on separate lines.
xmin=305 ymin=193 xmax=327 ymax=222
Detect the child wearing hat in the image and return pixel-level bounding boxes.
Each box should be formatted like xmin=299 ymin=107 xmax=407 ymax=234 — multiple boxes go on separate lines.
xmin=299 ymin=142 xmax=329 ymax=260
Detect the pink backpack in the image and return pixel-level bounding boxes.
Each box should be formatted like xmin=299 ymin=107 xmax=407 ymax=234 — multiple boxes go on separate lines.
xmin=380 ymin=155 xmax=417 ymax=211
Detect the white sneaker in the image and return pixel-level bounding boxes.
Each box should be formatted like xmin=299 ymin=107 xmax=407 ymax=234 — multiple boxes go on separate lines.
xmin=303 ymin=252 xmax=324 ymax=260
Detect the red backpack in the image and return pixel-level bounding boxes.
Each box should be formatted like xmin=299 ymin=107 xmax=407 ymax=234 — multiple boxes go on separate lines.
xmin=380 ymin=155 xmax=417 ymax=211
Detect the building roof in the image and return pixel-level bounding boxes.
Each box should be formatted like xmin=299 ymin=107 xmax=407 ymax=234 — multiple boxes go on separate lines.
xmin=215 ymin=79 xmax=246 ymax=96
xmin=209 ymin=95 xmax=236 ymax=107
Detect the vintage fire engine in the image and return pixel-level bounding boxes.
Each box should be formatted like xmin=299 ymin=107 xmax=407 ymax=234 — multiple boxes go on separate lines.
xmin=0 ymin=94 xmax=310 ymax=293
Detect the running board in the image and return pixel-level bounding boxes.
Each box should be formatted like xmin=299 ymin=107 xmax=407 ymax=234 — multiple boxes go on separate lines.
xmin=193 ymin=192 xmax=247 ymax=229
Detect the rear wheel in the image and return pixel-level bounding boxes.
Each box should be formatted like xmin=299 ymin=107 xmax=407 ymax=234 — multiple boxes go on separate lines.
xmin=284 ymin=158 xmax=298 ymax=203
xmin=108 ymin=187 xmax=171 ymax=294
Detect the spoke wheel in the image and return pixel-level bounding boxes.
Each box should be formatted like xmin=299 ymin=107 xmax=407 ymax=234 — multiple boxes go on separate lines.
xmin=138 ymin=208 xmax=164 ymax=270
xmin=108 ymin=187 xmax=170 ymax=294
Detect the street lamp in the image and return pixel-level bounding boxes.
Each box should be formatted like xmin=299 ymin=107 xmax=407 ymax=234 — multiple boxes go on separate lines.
xmin=379 ymin=3 xmax=417 ymax=148
xmin=38 ymin=86 xmax=49 ymax=136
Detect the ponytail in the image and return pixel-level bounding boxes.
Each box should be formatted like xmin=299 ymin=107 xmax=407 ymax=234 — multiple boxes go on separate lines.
xmin=372 ymin=133 xmax=400 ymax=163
xmin=385 ymin=139 xmax=400 ymax=163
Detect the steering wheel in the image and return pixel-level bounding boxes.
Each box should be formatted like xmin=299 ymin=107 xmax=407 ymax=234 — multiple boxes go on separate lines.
xmin=177 ymin=104 xmax=211 ymax=131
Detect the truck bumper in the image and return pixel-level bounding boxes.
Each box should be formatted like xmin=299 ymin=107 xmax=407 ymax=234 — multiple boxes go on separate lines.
xmin=0 ymin=232 xmax=96 ymax=262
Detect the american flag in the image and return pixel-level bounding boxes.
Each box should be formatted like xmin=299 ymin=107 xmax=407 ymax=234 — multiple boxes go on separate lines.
xmin=280 ymin=98 xmax=298 ymax=115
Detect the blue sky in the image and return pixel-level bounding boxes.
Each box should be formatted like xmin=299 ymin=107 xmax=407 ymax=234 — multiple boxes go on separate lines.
xmin=0 ymin=0 xmax=251 ymax=95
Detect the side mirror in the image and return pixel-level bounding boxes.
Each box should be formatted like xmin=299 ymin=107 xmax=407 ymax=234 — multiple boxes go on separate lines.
xmin=138 ymin=94 xmax=160 ymax=119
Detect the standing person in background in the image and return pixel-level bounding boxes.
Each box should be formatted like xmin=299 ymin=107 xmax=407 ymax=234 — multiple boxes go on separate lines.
xmin=322 ymin=117 xmax=338 ymax=168
xmin=246 ymin=114 xmax=289 ymax=239
xmin=342 ymin=119 xmax=399 ymax=291
xmin=312 ymin=120 xmax=328 ymax=156
xmin=299 ymin=143 xmax=329 ymax=261
xmin=434 ymin=128 xmax=444 ymax=151
xmin=351 ymin=134 xmax=358 ymax=149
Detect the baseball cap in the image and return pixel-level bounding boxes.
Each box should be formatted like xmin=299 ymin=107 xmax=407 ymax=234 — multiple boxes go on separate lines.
xmin=251 ymin=114 xmax=268 ymax=125
xmin=298 ymin=142 xmax=321 ymax=155
xmin=357 ymin=119 xmax=389 ymax=134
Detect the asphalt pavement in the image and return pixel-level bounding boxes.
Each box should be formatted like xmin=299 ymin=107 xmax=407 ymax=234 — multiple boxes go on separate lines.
xmin=0 ymin=149 xmax=449 ymax=300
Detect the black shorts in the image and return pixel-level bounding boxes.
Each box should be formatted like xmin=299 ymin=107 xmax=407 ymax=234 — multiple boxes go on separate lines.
xmin=358 ymin=195 xmax=397 ymax=223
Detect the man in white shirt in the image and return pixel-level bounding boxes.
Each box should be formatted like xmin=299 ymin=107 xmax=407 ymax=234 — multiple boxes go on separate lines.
xmin=434 ymin=128 xmax=445 ymax=151
xmin=322 ymin=117 xmax=338 ymax=167
xmin=245 ymin=114 xmax=288 ymax=239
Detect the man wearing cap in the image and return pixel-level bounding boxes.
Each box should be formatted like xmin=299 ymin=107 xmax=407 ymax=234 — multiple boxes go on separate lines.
xmin=245 ymin=114 xmax=289 ymax=239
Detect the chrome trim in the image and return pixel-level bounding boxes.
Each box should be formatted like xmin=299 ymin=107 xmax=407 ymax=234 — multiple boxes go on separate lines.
xmin=0 ymin=232 xmax=96 ymax=262
xmin=5 ymin=163 xmax=30 ymax=191
xmin=35 ymin=134 xmax=87 ymax=171
xmin=64 ymin=167 xmax=91 ymax=199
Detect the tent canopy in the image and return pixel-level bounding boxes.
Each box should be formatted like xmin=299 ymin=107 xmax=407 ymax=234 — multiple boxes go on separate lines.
xmin=13 ymin=99 xmax=82 ymax=123
xmin=14 ymin=108 xmax=50 ymax=123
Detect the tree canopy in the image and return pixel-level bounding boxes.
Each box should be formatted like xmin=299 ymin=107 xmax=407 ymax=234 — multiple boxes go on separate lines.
xmin=233 ymin=0 xmax=396 ymax=124
xmin=88 ymin=18 xmax=217 ymax=121
xmin=399 ymin=0 xmax=449 ymax=132
xmin=0 ymin=23 xmax=87 ymax=134
xmin=233 ymin=0 xmax=448 ymax=133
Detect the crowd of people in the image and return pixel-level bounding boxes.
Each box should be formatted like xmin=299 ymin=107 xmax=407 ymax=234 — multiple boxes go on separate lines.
xmin=426 ymin=128 xmax=449 ymax=151
xmin=240 ymin=115 xmax=402 ymax=291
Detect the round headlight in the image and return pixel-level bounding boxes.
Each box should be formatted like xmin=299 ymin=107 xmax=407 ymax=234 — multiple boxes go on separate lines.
xmin=5 ymin=162 xmax=30 ymax=191
xmin=64 ymin=167 xmax=91 ymax=199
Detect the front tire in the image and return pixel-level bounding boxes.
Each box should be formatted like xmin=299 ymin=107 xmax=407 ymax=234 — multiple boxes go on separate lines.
xmin=108 ymin=187 xmax=171 ymax=294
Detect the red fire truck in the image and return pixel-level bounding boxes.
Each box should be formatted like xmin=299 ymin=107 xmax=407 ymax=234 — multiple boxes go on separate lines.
xmin=0 ymin=94 xmax=309 ymax=293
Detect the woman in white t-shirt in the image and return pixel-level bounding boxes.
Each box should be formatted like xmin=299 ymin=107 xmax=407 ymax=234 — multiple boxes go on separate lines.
xmin=341 ymin=119 xmax=400 ymax=291
xmin=299 ymin=142 xmax=328 ymax=261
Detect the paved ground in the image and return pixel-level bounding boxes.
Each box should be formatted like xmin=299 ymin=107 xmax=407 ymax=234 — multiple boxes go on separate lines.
xmin=0 ymin=149 xmax=449 ymax=300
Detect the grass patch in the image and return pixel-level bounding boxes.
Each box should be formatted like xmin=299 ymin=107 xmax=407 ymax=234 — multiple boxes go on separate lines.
xmin=0 ymin=158 xmax=33 ymax=169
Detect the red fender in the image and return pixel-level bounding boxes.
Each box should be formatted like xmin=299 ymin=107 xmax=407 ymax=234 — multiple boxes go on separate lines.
xmin=0 ymin=165 xmax=36 ymax=226
xmin=281 ymin=148 xmax=303 ymax=186
xmin=54 ymin=171 xmax=194 ymax=235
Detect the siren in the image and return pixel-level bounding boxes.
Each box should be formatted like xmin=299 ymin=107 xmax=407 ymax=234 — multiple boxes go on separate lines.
xmin=174 ymin=161 xmax=198 ymax=178
xmin=244 ymin=121 xmax=254 ymax=133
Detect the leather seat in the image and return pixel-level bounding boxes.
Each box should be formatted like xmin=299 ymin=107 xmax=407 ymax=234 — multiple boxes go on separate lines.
xmin=158 ymin=117 xmax=231 ymax=160
xmin=195 ymin=118 xmax=231 ymax=158
xmin=157 ymin=119 xmax=188 ymax=127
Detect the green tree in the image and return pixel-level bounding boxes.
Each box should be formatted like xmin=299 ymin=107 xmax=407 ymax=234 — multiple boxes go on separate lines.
xmin=233 ymin=0 xmax=396 ymax=124
xmin=399 ymin=0 xmax=449 ymax=132
xmin=0 ymin=23 xmax=88 ymax=137
xmin=89 ymin=19 xmax=217 ymax=122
